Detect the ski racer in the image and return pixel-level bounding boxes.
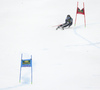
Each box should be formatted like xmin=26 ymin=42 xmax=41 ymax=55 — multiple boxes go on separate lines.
xmin=56 ymin=15 xmax=73 ymax=30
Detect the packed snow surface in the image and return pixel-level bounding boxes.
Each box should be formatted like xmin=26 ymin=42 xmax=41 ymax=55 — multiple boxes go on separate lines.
xmin=0 ymin=0 xmax=100 ymax=90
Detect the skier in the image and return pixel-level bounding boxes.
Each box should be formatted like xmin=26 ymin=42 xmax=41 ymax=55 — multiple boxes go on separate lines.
xmin=56 ymin=15 xmax=73 ymax=30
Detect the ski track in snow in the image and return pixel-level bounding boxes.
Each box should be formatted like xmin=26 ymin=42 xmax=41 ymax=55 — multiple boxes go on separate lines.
xmin=65 ymin=42 xmax=100 ymax=47
xmin=70 ymin=24 xmax=100 ymax=49
xmin=0 ymin=84 xmax=23 ymax=90
xmin=0 ymin=78 xmax=30 ymax=90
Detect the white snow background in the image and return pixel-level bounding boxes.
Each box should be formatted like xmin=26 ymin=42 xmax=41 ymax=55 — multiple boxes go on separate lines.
xmin=0 ymin=0 xmax=100 ymax=90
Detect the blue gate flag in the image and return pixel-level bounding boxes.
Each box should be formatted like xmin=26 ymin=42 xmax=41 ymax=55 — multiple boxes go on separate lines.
xmin=19 ymin=54 xmax=33 ymax=84
xmin=21 ymin=59 xmax=32 ymax=67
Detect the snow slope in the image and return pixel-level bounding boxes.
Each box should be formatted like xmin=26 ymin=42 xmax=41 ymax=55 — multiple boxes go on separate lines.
xmin=0 ymin=0 xmax=100 ymax=90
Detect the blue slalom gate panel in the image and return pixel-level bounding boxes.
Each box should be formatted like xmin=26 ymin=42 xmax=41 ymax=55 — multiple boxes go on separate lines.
xmin=19 ymin=54 xmax=33 ymax=84
xmin=21 ymin=59 xmax=32 ymax=67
